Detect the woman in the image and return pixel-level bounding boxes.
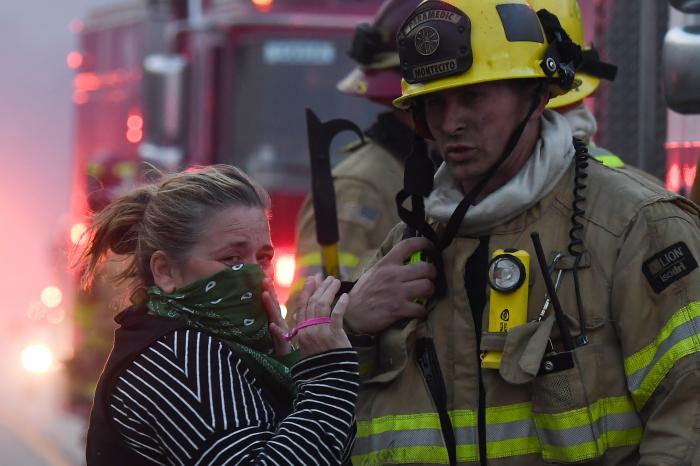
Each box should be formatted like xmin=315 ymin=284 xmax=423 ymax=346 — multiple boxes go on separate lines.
xmin=80 ymin=165 xmax=358 ymax=465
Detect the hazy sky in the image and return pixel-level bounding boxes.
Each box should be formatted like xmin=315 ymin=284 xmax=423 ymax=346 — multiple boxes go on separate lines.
xmin=0 ymin=1 xmax=114 ymax=331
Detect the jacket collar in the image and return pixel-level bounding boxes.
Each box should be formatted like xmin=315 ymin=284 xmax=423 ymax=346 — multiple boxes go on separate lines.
xmin=426 ymin=110 xmax=575 ymax=236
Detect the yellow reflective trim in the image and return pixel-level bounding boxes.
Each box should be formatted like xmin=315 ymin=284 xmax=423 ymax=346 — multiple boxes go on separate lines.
xmin=485 ymin=402 xmax=532 ymax=424
xmin=356 ymin=412 xmax=443 ymax=438
xmin=449 ymin=409 xmax=478 ymax=428
xmin=298 ymin=251 xmax=359 ymax=268
xmin=595 ymin=154 xmax=625 ymax=168
xmin=624 ymin=302 xmax=700 ymax=375
xmin=631 ymin=336 xmax=700 ymax=409
xmin=606 ymin=427 xmax=643 ymax=448
xmin=487 ymin=436 xmax=541 ymax=459
xmin=113 ymin=161 xmax=137 ymax=177
xmin=356 ymin=411 xmax=479 ymax=463
xmin=86 ymin=162 xmax=104 ymax=177
xmin=353 ymin=446 xmax=451 ymax=465
xmin=535 ymin=396 xmax=636 ymax=431
xmin=542 ymin=427 xmax=642 ymax=463
xmin=455 ymin=443 xmax=480 ymax=463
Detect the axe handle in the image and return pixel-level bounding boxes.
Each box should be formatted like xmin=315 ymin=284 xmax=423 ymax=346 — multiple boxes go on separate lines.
xmin=321 ymin=244 xmax=341 ymax=279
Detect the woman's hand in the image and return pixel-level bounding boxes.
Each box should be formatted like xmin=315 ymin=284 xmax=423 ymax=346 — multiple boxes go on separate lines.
xmin=262 ymin=277 xmax=293 ymax=356
xmin=296 ymin=275 xmax=351 ymax=357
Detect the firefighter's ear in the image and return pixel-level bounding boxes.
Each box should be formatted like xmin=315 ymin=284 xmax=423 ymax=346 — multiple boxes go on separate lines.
xmin=151 ymin=250 xmax=178 ymax=293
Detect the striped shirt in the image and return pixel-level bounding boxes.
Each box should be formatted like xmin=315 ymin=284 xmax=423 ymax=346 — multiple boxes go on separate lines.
xmin=109 ymin=329 xmax=358 ymax=465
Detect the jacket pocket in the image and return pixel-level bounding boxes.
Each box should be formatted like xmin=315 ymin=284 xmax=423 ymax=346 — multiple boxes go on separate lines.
xmin=362 ymin=319 xmax=418 ymax=386
xmin=531 ymin=343 xmax=607 ymax=463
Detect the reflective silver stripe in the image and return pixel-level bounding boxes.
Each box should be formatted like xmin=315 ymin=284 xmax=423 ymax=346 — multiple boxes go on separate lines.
xmin=537 ymin=410 xmax=642 ymax=448
xmin=353 ymin=428 xmax=445 ymax=455
xmin=605 ymin=412 xmax=642 ymax=432
xmin=486 ymin=419 xmax=537 ymax=441
xmin=454 ymin=425 xmax=479 ymax=445
xmin=627 ymin=316 xmax=700 ymax=391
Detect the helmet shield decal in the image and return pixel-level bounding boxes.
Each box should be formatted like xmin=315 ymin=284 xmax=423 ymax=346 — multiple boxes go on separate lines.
xmin=398 ymin=1 xmax=472 ymax=85
xmin=496 ymin=3 xmax=544 ymax=43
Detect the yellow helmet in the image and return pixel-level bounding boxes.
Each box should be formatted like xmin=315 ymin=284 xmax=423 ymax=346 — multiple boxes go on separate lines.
xmin=529 ymin=0 xmax=617 ymax=108
xmin=393 ymin=0 xmax=580 ymax=109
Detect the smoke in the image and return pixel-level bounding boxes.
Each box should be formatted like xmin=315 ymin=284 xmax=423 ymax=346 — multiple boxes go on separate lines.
xmin=0 ymin=0 xmax=114 ymax=328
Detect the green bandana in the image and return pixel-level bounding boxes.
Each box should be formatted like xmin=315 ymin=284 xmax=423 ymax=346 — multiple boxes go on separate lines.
xmin=147 ymin=263 xmax=301 ymax=409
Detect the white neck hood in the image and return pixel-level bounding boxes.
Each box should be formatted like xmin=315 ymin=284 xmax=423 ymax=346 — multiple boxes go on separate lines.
xmin=561 ymin=102 xmax=596 ymax=142
xmin=425 ymin=109 xmax=575 ymax=236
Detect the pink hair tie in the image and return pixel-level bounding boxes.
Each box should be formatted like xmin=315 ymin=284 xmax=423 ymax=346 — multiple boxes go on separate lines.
xmin=283 ymin=317 xmax=332 ymax=341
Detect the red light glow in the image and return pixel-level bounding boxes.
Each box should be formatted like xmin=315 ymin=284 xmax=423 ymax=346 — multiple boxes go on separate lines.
xmin=47 ymin=307 xmax=66 ymax=325
xmin=72 ymin=91 xmax=89 ymax=105
xmin=21 ymin=344 xmax=54 ymax=373
xmin=683 ymin=164 xmax=697 ymax=190
xmin=70 ymin=222 xmax=88 ymax=245
xmin=66 ymin=52 xmax=83 ymax=69
xmin=26 ymin=301 xmax=46 ymax=320
xmin=274 ymin=254 xmax=296 ymax=288
xmin=40 ymin=286 xmax=63 ymax=309
xmin=126 ymin=128 xmax=143 ymax=144
xmin=666 ymin=141 xmax=700 ymax=150
xmin=127 ymin=114 xmax=143 ymax=130
xmin=667 ymin=163 xmax=682 ymax=193
xmin=68 ymin=19 xmax=84 ymax=34
xmin=251 ymin=0 xmax=273 ymax=11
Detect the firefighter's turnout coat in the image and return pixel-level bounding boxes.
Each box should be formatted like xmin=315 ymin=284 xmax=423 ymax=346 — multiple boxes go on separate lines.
xmin=352 ymin=111 xmax=700 ymax=465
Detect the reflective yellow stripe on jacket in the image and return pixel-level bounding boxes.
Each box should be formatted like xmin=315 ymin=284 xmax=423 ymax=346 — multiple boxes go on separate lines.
xmin=289 ymin=251 xmax=360 ymax=296
xmin=588 ymin=144 xmax=626 ymax=168
xmin=353 ymin=411 xmax=477 ymax=465
xmin=354 ymin=397 xmax=642 ymax=464
xmin=484 ymin=403 xmax=539 ymax=459
xmin=624 ymin=302 xmax=700 ymax=410
xmin=534 ymin=396 xmax=642 ymax=463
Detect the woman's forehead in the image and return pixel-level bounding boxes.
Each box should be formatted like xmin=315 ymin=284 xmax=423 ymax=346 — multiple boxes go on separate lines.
xmin=201 ymin=206 xmax=271 ymax=244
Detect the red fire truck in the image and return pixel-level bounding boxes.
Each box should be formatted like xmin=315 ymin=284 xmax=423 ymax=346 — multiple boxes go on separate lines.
xmin=65 ymin=0 xmax=700 ymax=413
xmin=66 ymin=0 xmax=383 ymax=412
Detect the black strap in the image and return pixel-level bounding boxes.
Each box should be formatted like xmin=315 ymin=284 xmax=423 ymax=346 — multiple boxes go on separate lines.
xmin=580 ymin=47 xmax=617 ymax=82
xmin=536 ymin=9 xmax=582 ymax=91
xmin=416 ymin=338 xmax=456 ymax=466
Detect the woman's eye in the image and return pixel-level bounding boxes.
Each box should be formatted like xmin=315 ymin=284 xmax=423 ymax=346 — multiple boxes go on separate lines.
xmin=221 ymin=256 xmax=242 ymax=266
xmin=258 ymin=255 xmax=273 ymax=269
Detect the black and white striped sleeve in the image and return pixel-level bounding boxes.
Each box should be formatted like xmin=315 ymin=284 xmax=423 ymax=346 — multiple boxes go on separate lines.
xmin=109 ymin=329 xmax=359 ymax=465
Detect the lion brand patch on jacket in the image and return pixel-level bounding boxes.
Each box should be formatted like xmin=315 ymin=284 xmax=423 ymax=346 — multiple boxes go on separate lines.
xmin=642 ymin=242 xmax=698 ymax=293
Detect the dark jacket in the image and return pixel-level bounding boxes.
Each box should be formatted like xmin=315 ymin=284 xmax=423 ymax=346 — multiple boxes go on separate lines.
xmin=86 ymin=306 xmax=187 ymax=466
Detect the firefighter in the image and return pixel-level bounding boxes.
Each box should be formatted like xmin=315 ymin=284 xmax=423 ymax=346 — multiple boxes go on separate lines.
xmin=343 ymin=0 xmax=700 ymax=464
xmin=287 ymin=0 xmax=424 ymax=318
xmin=530 ymin=0 xmax=663 ymax=185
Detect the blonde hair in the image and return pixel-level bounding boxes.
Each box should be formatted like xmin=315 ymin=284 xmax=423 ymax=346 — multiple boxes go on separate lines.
xmin=78 ymin=165 xmax=270 ymax=290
